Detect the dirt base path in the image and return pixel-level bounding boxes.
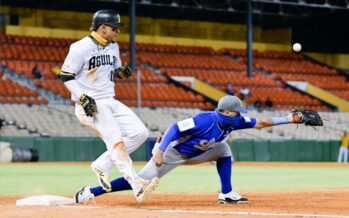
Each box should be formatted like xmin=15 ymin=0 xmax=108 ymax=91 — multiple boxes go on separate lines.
xmin=1 ymin=190 xmax=349 ymax=218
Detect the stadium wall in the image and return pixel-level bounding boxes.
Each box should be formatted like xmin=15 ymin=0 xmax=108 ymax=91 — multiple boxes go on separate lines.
xmin=0 ymin=136 xmax=148 ymax=162
xmin=233 ymin=139 xmax=339 ymax=162
xmin=0 ymin=137 xmax=339 ymax=162
xmin=306 ymin=52 xmax=349 ymax=71
xmin=1 ymin=6 xmax=291 ymax=43
xmin=4 ymin=24 xmax=292 ymax=51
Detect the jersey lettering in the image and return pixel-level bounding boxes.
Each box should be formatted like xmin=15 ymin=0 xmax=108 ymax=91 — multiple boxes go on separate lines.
xmin=193 ymin=138 xmax=218 ymax=151
xmin=88 ymin=55 xmax=114 ymax=70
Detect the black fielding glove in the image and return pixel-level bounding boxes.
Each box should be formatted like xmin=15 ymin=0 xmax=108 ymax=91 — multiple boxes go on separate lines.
xmin=79 ymin=94 xmax=97 ymax=117
xmin=291 ymin=109 xmax=323 ymax=126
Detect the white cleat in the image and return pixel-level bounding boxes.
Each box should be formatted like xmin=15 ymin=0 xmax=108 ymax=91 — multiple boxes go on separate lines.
xmin=74 ymin=186 xmax=95 ymax=204
xmin=92 ymin=168 xmax=112 ymax=192
xmin=218 ymin=190 xmax=249 ymax=204
xmin=135 ymin=177 xmax=159 ymax=203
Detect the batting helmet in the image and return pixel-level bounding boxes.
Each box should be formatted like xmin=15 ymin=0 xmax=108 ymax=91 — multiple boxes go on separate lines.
xmin=91 ymin=9 xmax=123 ymax=31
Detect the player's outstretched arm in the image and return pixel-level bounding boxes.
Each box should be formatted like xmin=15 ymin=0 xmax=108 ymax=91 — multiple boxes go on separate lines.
xmin=254 ymin=114 xmax=296 ymax=129
xmin=253 ymin=110 xmax=323 ymax=129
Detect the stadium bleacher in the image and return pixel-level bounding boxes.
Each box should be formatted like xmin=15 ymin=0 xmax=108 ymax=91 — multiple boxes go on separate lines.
xmin=0 ymin=103 xmax=346 ymax=140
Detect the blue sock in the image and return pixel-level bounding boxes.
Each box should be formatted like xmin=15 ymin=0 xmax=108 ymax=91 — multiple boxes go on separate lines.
xmin=216 ymin=156 xmax=232 ymax=194
xmin=90 ymin=185 xmax=105 ymax=197
xmin=110 ymin=177 xmax=132 ymax=191
xmin=90 ymin=177 xmax=132 ymax=197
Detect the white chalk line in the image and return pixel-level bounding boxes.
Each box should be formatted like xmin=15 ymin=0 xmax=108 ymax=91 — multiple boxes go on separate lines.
xmin=62 ymin=205 xmax=349 ymax=218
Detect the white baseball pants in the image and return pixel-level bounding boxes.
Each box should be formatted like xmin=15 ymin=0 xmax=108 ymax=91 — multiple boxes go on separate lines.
xmin=75 ymin=98 xmax=148 ymax=192
xmin=337 ymin=147 xmax=348 ymax=163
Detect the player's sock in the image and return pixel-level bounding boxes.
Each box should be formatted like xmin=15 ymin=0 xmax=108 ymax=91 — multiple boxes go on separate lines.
xmin=216 ymin=156 xmax=232 ymax=194
xmin=90 ymin=177 xmax=132 ymax=197
xmin=110 ymin=177 xmax=132 ymax=191
xmin=90 ymin=186 xmax=106 ymax=197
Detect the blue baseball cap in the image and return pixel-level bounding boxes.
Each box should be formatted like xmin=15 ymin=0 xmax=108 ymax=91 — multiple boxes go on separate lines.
xmin=217 ymin=95 xmax=248 ymax=114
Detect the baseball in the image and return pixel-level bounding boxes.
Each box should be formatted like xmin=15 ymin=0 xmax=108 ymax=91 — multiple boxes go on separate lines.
xmin=293 ymin=43 xmax=302 ymax=52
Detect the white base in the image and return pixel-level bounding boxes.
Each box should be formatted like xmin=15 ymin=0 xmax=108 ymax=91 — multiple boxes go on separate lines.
xmin=16 ymin=195 xmax=75 ymax=206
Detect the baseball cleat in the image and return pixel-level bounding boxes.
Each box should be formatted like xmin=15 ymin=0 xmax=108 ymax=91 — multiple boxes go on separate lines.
xmin=92 ymin=168 xmax=112 ymax=192
xmin=75 ymin=186 xmax=95 ymax=204
xmin=135 ymin=177 xmax=159 ymax=203
xmin=218 ymin=190 xmax=249 ymax=204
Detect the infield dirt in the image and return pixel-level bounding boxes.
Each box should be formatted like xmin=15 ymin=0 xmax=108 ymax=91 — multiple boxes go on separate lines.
xmin=1 ymin=162 xmax=348 ymax=218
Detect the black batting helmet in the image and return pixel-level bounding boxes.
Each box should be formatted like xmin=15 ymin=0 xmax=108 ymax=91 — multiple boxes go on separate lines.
xmin=91 ymin=9 xmax=123 ymax=31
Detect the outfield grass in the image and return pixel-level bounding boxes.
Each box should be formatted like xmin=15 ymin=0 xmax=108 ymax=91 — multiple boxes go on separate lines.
xmin=0 ymin=163 xmax=348 ymax=196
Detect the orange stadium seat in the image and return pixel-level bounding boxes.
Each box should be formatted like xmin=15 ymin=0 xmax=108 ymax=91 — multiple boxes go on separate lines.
xmin=0 ymin=34 xmax=343 ymax=110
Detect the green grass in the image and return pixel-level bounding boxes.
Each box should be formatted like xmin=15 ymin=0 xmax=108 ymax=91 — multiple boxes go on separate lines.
xmin=0 ymin=163 xmax=348 ymax=196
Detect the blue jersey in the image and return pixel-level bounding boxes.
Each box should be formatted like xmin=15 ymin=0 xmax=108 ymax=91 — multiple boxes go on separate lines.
xmin=159 ymin=111 xmax=256 ymax=157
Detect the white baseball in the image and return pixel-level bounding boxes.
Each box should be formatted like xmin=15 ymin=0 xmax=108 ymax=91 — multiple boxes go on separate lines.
xmin=293 ymin=43 xmax=302 ymax=52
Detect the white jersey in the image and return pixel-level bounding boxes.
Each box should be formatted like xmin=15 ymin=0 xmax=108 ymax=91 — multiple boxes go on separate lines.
xmin=62 ymin=36 xmax=122 ymax=101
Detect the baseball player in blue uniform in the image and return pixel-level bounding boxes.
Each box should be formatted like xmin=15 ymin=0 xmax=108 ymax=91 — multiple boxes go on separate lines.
xmin=75 ymin=95 xmax=306 ymax=204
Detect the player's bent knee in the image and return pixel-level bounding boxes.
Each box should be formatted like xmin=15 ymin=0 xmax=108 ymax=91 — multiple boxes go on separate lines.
xmin=138 ymin=161 xmax=161 ymax=180
xmin=127 ymin=125 xmax=148 ymax=143
xmin=114 ymin=141 xmax=126 ymax=150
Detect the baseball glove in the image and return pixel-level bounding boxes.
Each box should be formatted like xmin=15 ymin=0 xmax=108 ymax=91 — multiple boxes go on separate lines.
xmin=291 ymin=109 xmax=323 ymax=126
xmin=115 ymin=65 xmax=132 ymax=79
xmin=79 ymin=94 xmax=97 ymax=117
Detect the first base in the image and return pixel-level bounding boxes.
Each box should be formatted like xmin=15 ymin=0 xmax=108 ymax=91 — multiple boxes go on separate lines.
xmin=16 ymin=195 xmax=75 ymax=206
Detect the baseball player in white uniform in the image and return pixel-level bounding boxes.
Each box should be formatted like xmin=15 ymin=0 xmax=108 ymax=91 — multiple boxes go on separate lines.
xmin=60 ymin=9 xmax=158 ymax=203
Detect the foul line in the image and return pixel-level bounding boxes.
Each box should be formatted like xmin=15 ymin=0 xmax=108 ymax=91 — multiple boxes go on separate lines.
xmin=63 ymin=205 xmax=349 ymax=218
xmin=156 ymin=209 xmax=349 ymax=218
